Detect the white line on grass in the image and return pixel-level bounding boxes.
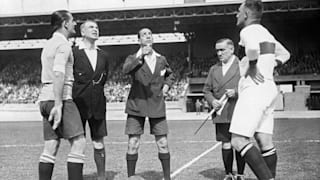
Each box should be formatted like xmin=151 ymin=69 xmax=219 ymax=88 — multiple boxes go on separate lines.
xmin=170 ymin=142 xmax=222 ymax=179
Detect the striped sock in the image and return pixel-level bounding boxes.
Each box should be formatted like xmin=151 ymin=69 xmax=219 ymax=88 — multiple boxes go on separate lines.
xmin=67 ymin=153 xmax=85 ymax=180
xmin=240 ymin=143 xmax=273 ymax=180
xmin=235 ymin=150 xmax=246 ymax=175
xmin=39 ymin=153 xmax=56 ymax=180
xmin=262 ymin=147 xmax=277 ymax=178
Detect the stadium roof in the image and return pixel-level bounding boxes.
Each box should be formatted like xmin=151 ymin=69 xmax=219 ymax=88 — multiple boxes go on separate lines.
xmin=0 ymin=0 xmax=319 ymax=41
xmin=0 ymin=0 xmax=292 ymax=17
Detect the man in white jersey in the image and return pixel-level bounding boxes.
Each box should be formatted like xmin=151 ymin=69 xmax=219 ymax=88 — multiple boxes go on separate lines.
xmin=38 ymin=10 xmax=86 ymax=180
xmin=229 ymin=1 xmax=290 ymax=180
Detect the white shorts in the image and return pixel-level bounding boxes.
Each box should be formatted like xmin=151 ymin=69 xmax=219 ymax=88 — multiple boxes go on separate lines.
xmin=229 ymin=78 xmax=278 ymax=137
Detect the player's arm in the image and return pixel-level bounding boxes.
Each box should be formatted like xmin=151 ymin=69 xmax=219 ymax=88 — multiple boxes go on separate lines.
xmin=274 ymin=40 xmax=290 ymax=67
xmin=241 ymin=30 xmax=264 ymax=84
xmin=49 ymin=44 xmax=71 ymax=130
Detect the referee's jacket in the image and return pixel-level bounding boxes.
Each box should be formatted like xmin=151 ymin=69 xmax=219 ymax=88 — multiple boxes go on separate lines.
xmin=203 ymin=56 xmax=241 ymax=123
xmin=72 ymin=46 xmax=109 ymax=120
xmin=123 ymin=51 xmax=175 ymax=118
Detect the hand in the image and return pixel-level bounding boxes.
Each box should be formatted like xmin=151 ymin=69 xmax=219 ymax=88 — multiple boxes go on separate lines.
xmin=212 ymin=99 xmax=222 ymax=110
xmin=141 ymin=44 xmax=153 ymax=56
xmin=162 ymin=84 xmax=169 ymax=97
xmin=245 ymin=60 xmax=264 ymax=84
xmin=226 ymin=89 xmax=236 ymax=98
xmin=48 ymin=104 xmax=63 ymax=130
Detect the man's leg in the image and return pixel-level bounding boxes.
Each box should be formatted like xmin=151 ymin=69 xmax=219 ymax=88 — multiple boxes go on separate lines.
xmin=156 ymin=135 xmax=171 ymax=180
xmin=231 ymin=133 xmax=273 ymax=180
xmin=93 ymin=139 xmax=106 ymax=180
xmin=235 ymin=149 xmax=246 ymax=176
xmin=39 ymin=139 xmax=60 ymax=180
xmin=221 ymin=142 xmax=234 ymax=176
xmin=88 ymin=117 xmax=108 ymax=180
xmin=68 ymin=135 xmax=86 ymax=180
xmin=255 ymin=132 xmax=277 ymax=178
xmin=127 ymin=135 xmax=141 ymax=177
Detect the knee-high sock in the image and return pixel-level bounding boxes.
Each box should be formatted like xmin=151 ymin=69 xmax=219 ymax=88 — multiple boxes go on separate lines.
xmin=94 ymin=148 xmax=106 ymax=178
xmin=67 ymin=153 xmax=85 ymax=180
xmin=239 ymin=143 xmax=273 ymax=180
xmin=235 ymin=150 xmax=246 ymax=175
xmin=126 ymin=153 xmax=138 ymax=177
xmin=261 ymin=147 xmax=277 ymax=178
xmin=222 ymin=148 xmax=233 ymax=174
xmin=159 ymin=153 xmax=171 ymax=180
xmin=39 ymin=153 xmax=55 ymax=180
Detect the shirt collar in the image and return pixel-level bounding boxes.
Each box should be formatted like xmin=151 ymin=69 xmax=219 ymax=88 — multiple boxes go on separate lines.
xmin=222 ymin=55 xmax=235 ymax=67
xmin=136 ymin=48 xmax=161 ymax=58
xmin=53 ymin=32 xmax=68 ymax=42
xmin=78 ymin=40 xmax=100 ymax=50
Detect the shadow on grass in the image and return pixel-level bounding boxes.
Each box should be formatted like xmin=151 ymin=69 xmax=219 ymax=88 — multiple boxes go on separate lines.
xmin=138 ymin=170 xmax=164 ymax=180
xmin=84 ymin=170 xmax=118 ymax=180
xmin=199 ymin=168 xmax=256 ymax=180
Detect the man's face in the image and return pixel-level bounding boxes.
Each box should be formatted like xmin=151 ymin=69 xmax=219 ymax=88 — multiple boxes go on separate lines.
xmin=236 ymin=3 xmax=246 ymax=27
xmin=215 ymin=41 xmax=234 ymax=64
xmin=65 ymin=13 xmax=77 ymax=35
xmin=138 ymin=28 xmax=153 ymax=46
xmin=81 ymin=21 xmax=99 ymax=40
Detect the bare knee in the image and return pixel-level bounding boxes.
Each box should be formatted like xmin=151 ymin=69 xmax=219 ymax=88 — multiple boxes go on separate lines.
xmin=69 ymin=135 xmax=86 ymax=154
xmin=155 ymin=135 xmax=169 ymax=153
xmin=43 ymin=139 xmax=60 ymax=156
xmin=93 ymin=138 xmax=105 ymax=150
xmin=127 ymin=135 xmax=140 ymax=154
xmin=231 ymin=134 xmax=250 ymax=152
xmin=254 ymin=133 xmax=274 ymax=150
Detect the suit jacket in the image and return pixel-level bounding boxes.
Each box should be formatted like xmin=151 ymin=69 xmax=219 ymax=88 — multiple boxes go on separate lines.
xmin=72 ymin=46 xmax=109 ymax=120
xmin=123 ymin=52 xmax=175 ymax=118
xmin=203 ymin=56 xmax=241 ymax=123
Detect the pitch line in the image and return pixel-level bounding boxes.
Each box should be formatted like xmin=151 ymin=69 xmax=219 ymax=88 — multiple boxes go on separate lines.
xmin=170 ymin=142 xmax=222 ymax=179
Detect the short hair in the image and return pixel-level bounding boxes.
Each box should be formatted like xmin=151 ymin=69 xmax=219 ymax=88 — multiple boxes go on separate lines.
xmin=244 ymin=0 xmax=263 ymax=19
xmin=137 ymin=28 xmax=151 ymax=39
xmin=51 ymin=10 xmax=71 ymax=32
xmin=216 ymin=38 xmax=234 ymax=48
xmin=80 ymin=20 xmax=98 ymax=32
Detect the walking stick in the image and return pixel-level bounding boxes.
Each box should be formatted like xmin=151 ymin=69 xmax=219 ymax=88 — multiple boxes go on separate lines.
xmin=193 ymin=94 xmax=228 ymax=135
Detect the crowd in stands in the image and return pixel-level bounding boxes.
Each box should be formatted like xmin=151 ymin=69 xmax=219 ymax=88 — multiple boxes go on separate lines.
xmin=0 ymin=51 xmax=319 ymax=105
xmin=275 ymin=51 xmax=320 ymax=75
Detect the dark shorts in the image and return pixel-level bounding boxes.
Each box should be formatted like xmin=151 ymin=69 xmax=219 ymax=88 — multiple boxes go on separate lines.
xmin=82 ymin=117 xmax=107 ymax=140
xmin=215 ymin=123 xmax=231 ymax=142
xmin=125 ymin=115 xmax=168 ymax=135
xmin=40 ymin=100 xmax=84 ymax=140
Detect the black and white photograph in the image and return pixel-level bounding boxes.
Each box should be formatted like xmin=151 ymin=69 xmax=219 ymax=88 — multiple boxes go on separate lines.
xmin=0 ymin=0 xmax=319 ymax=179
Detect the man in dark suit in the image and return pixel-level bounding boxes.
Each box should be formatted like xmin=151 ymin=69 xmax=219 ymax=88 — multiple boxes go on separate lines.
xmin=203 ymin=38 xmax=245 ymax=180
xmin=72 ymin=20 xmax=109 ymax=180
xmin=123 ymin=28 xmax=175 ymax=180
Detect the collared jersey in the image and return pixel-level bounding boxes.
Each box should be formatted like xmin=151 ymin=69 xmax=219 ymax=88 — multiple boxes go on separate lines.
xmin=38 ymin=32 xmax=74 ymax=101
